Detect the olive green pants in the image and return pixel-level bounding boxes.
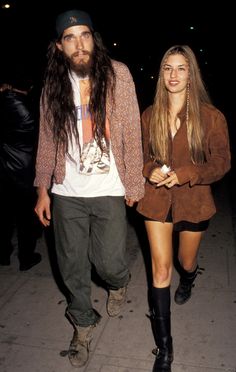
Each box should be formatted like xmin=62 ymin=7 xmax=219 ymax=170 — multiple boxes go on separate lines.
xmin=52 ymin=194 xmax=130 ymax=326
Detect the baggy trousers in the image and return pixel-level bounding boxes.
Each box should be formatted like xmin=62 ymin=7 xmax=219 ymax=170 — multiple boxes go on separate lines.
xmin=52 ymin=194 xmax=130 ymax=326
xmin=0 ymin=177 xmax=40 ymax=264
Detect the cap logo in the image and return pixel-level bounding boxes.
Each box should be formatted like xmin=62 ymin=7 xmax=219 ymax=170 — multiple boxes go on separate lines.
xmin=69 ymin=16 xmax=78 ymax=25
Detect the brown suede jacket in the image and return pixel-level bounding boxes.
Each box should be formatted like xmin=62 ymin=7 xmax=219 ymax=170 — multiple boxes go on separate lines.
xmin=34 ymin=60 xmax=145 ymax=201
xmin=137 ymin=103 xmax=231 ymax=223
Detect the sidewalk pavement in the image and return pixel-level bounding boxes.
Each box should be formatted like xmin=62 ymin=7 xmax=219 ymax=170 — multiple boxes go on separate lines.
xmin=0 ymin=177 xmax=235 ymax=372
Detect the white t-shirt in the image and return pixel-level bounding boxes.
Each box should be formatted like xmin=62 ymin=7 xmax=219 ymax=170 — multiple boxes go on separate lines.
xmin=52 ymin=72 xmax=125 ymax=197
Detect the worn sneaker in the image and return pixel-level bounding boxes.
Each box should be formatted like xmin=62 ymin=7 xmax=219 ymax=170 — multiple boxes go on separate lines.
xmin=68 ymin=323 xmax=95 ymax=367
xmin=65 ymin=309 xmax=101 ymax=367
xmin=107 ymin=286 xmax=127 ymax=317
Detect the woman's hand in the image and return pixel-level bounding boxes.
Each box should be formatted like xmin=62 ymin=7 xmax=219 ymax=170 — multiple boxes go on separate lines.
xmin=156 ymin=171 xmax=179 ymax=188
xmin=149 ymin=167 xmax=168 ymax=184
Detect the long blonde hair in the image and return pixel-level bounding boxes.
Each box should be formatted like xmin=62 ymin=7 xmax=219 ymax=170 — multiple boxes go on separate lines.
xmin=149 ymin=45 xmax=211 ymax=164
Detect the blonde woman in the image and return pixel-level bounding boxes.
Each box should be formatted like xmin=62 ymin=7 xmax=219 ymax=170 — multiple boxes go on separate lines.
xmin=137 ymin=45 xmax=231 ymax=372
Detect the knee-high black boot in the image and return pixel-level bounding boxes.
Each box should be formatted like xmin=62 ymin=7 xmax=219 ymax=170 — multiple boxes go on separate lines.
xmin=174 ymin=264 xmax=198 ymax=305
xmin=152 ymin=286 xmax=173 ymax=372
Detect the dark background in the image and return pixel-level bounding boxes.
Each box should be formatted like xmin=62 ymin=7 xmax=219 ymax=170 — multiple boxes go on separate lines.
xmin=0 ymin=0 xmax=233 ymax=106
xmin=0 ymin=0 xmax=235 ymax=154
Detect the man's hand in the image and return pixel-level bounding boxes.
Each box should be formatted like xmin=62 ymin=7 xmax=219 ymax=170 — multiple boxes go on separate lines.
xmin=34 ymin=187 xmax=51 ymax=227
xmin=125 ymin=198 xmax=138 ymax=207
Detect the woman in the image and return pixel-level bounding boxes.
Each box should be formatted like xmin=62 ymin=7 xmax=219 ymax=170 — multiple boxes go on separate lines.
xmin=137 ymin=45 xmax=231 ymax=372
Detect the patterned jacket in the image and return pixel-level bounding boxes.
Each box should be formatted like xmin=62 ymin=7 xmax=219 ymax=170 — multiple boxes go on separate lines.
xmin=34 ymin=60 xmax=145 ymax=201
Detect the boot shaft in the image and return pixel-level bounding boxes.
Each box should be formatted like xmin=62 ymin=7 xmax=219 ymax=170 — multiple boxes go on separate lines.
xmin=152 ymin=315 xmax=173 ymax=371
xmin=151 ymin=286 xmax=171 ymax=317
xmin=151 ymin=286 xmax=173 ymax=371
xmin=177 ymin=263 xmax=199 ymax=285
xmin=175 ymin=265 xmax=199 ymax=305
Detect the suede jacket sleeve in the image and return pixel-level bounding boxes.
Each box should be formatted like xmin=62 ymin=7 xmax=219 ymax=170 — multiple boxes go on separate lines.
xmin=175 ymin=106 xmax=231 ymax=186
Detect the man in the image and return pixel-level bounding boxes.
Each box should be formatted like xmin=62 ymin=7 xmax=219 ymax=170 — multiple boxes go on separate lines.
xmin=34 ymin=9 xmax=144 ymax=367
xmin=0 ymin=76 xmax=42 ymax=271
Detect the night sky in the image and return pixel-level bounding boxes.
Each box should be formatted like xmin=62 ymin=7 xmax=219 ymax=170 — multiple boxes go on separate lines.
xmin=0 ymin=0 xmax=234 ymax=117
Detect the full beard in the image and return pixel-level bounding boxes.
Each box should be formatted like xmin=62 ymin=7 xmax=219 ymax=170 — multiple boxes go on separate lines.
xmin=67 ymin=51 xmax=93 ymax=78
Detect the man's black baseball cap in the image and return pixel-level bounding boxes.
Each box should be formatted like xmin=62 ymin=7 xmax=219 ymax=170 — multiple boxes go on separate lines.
xmin=56 ymin=9 xmax=94 ymax=37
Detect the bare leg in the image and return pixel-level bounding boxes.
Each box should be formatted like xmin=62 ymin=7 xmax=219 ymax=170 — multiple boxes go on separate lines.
xmin=145 ymin=220 xmax=173 ymax=287
xmin=145 ymin=220 xmax=174 ymax=371
xmin=178 ymin=230 xmax=203 ymax=271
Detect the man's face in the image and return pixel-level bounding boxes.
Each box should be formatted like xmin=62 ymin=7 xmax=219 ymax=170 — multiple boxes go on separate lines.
xmin=56 ymin=25 xmax=94 ymax=77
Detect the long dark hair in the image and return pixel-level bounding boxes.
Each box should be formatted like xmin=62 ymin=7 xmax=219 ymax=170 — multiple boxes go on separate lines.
xmin=42 ymin=31 xmax=115 ymax=154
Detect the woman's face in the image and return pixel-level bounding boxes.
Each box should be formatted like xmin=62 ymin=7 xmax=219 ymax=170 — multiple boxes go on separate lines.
xmin=162 ymin=53 xmax=189 ymax=94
